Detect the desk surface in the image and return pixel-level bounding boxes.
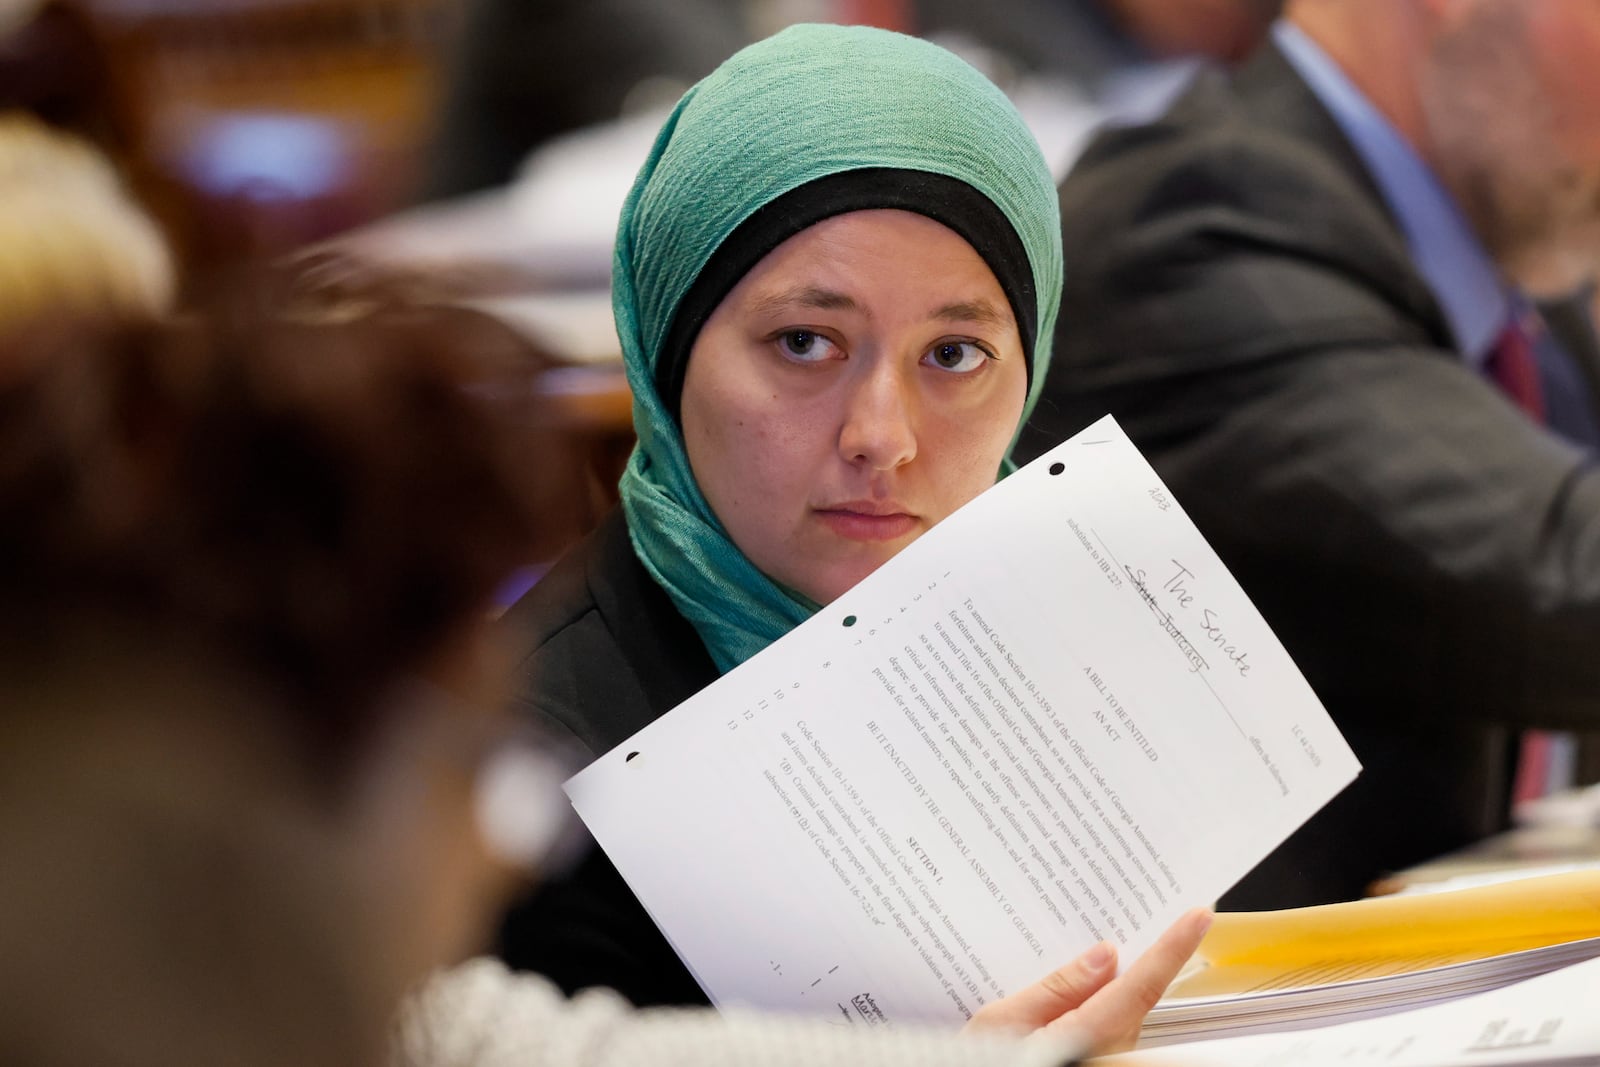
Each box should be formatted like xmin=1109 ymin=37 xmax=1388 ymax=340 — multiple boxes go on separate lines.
xmin=1371 ymin=822 xmax=1600 ymax=895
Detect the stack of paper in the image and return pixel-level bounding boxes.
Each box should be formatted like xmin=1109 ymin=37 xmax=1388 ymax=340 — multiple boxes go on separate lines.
xmin=1142 ymin=870 xmax=1600 ymax=1045
xmin=1105 ymin=953 xmax=1600 ymax=1067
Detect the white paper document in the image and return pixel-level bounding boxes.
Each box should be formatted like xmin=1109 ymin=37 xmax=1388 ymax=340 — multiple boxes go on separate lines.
xmin=1103 ymin=955 xmax=1600 ymax=1067
xmin=567 ymin=416 xmax=1361 ymax=1025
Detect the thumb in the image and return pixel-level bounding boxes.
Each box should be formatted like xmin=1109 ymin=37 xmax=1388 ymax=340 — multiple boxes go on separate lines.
xmin=963 ymin=940 xmax=1118 ymax=1034
xmin=1046 ymin=906 xmax=1213 ymax=1054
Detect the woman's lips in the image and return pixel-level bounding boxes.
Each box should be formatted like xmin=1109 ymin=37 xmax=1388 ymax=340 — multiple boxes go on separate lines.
xmin=814 ymin=507 xmax=918 ymax=542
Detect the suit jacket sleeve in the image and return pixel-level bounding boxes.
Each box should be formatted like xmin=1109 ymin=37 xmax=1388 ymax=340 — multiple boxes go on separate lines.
xmin=1022 ymin=84 xmax=1600 ymax=733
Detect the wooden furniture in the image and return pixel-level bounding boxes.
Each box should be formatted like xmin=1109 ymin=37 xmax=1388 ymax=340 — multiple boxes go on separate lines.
xmin=86 ymin=0 xmax=458 ymax=273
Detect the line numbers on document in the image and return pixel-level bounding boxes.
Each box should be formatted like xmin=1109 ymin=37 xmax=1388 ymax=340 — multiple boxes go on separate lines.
xmin=730 ymin=571 xmax=955 ymax=729
xmin=728 ymin=682 xmax=803 ymax=731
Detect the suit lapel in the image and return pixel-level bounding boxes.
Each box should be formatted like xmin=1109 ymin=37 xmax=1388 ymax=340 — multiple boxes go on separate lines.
xmin=1225 ymin=40 xmax=1453 ymax=353
xmin=1231 ymin=43 xmax=1389 ymax=214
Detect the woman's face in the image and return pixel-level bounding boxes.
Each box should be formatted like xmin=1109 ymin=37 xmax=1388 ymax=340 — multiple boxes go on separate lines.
xmin=681 ymin=208 xmax=1028 ymax=605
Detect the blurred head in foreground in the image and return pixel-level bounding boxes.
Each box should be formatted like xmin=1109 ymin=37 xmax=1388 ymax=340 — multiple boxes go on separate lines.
xmin=0 ymin=306 xmax=576 ymax=1067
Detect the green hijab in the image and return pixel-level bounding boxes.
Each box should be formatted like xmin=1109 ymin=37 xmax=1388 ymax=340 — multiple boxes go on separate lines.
xmin=615 ymin=22 xmax=1063 ymax=673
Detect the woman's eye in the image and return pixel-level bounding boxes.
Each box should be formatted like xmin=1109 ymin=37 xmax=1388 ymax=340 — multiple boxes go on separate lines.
xmin=776 ymin=329 xmax=839 ymax=363
xmin=924 ymin=340 xmax=991 ymax=373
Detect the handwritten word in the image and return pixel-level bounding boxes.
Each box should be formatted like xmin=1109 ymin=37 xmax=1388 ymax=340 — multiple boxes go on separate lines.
xmin=1124 ymin=566 xmax=1209 ymax=674
xmin=1163 ymin=562 xmax=1251 ymax=677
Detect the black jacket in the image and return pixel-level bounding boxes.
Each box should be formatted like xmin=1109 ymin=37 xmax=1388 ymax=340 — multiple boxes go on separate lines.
xmin=1017 ymin=44 xmax=1600 ymax=909
xmin=496 ymin=510 xmax=717 ymax=1006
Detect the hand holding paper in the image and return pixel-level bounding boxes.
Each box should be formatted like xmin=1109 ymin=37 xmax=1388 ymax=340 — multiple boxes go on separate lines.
xmin=966 ymin=906 xmax=1214 ymax=1052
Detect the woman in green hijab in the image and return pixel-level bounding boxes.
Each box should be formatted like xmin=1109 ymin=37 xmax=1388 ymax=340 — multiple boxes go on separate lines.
xmin=498 ymin=22 xmax=1208 ymax=1038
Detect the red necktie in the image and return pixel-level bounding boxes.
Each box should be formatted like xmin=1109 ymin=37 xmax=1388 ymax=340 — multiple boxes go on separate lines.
xmin=1490 ymin=307 xmax=1563 ymax=806
xmin=1487 ymin=310 xmax=1547 ymax=422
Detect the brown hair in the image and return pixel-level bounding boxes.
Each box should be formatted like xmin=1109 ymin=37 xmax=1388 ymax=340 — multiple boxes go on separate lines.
xmin=0 ymin=301 xmax=577 ymax=758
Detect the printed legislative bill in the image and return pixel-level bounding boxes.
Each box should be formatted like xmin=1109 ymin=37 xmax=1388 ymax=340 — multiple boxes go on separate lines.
xmin=566 ymin=416 xmax=1360 ymax=1027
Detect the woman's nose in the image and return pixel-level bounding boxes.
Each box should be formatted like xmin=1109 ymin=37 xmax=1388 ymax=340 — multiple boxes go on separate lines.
xmin=837 ymin=361 xmax=918 ymax=471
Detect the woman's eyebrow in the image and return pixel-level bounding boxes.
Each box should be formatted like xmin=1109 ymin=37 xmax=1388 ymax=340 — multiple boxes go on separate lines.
xmin=748 ymin=286 xmax=858 ymax=317
xmin=932 ymin=299 xmax=1014 ymax=329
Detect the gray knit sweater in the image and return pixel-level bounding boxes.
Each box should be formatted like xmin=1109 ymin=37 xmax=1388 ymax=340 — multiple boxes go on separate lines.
xmin=395 ymin=960 xmax=1080 ymax=1067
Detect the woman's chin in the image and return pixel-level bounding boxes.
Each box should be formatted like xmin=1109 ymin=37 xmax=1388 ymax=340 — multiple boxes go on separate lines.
xmin=793 ymin=549 xmax=914 ymax=606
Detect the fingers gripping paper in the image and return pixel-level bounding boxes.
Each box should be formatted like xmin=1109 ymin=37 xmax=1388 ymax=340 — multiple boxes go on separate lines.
xmin=566 ymin=417 xmax=1360 ymax=1026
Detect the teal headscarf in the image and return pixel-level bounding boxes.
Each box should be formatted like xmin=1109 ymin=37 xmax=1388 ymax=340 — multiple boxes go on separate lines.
xmin=615 ymin=23 xmax=1063 ymax=673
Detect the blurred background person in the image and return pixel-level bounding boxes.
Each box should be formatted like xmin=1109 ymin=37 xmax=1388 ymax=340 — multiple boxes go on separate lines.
xmin=915 ymin=0 xmax=1283 ymax=171
xmin=423 ymin=0 xmax=1285 ymax=202
xmin=1092 ymin=0 xmax=1282 ymax=63
xmin=1018 ymin=0 xmax=1600 ymax=910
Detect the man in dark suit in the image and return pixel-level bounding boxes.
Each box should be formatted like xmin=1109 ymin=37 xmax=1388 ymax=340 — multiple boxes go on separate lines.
xmin=1017 ymin=0 xmax=1600 ymax=909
